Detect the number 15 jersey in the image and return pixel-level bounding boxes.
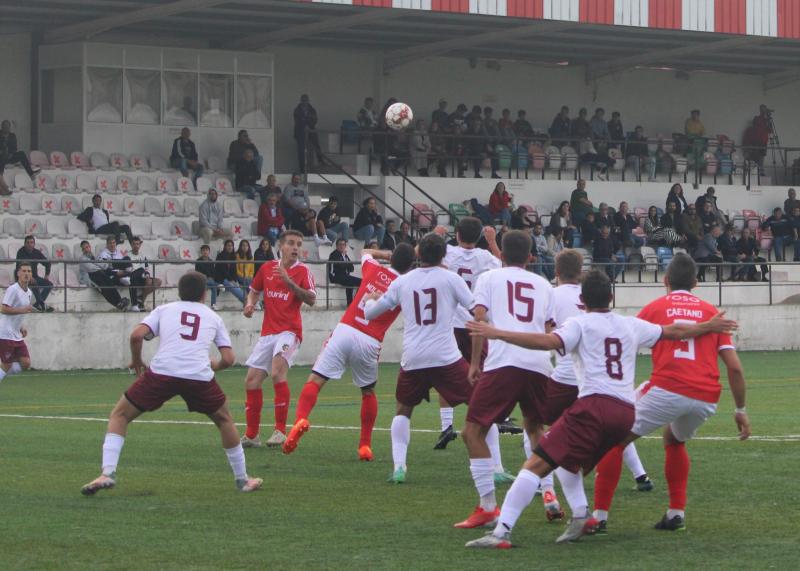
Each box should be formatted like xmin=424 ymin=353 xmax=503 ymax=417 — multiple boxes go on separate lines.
xmin=380 ymin=266 xmax=475 ymax=371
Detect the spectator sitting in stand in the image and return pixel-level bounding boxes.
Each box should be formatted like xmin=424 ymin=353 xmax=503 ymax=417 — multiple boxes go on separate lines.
xmin=614 ymin=201 xmax=644 ymax=248
xmin=685 ymin=109 xmax=705 ymax=138
xmin=328 ymin=238 xmax=362 ymax=305
xmin=77 ymin=240 xmax=129 ymax=311
xmin=659 ymin=201 xmax=681 ymax=234
xmin=589 ymin=108 xmax=610 ymax=143
xmin=317 ymin=196 xmax=349 ymax=242
xmin=626 ymin=125 xmax=655 ymax=182
xmin=213 ymin=239 xmax=246 ymax=306
xmin=700 ymin=201 xmax=717 ymax=235
xmin=170 ymin=127 xmax=203 ymax=182
xmin=15 ymin=235 xmax=54 ymax=312
xmin=290 ymin=206 xmax=329 ymax=245
xmin=198 ymin=189 xmax=232 ymax=243
xmin=569 ymin=179 xmax=593 ymax=224
xmin=718 ymin=223 xmax=745 ymax=280
xmin=488 ymin=182 xmax=512 ymax=225
xmin=513 ymin=110 xmax=534 ymax=139
xmin=592 ymin=224 xmax=624 ymax=281
xmin=357 ymin=97 xmax=378 ymax=130
xmin=227 ymin=129 xmax=262 ymax=172
xmin=607 ymin=111 xmax=624 ymax=147
xmin=681 ymin=203 xmax=703 ymax=252
xmin=282 ymin=173 xmax=310 ymax=220
xmin=353 ymin=197 xmax=385 ymax=245
xmin=549 ymin=200 xmax=576 ymax=247
xmin=549 ymin=106 xmax=571 ymax=144
xmin=737 ymin=228 xmax=769 ymax=281
xmin=510 ymin=206 xmax=532 ymax=230
xmin=260 ymin=174 xmax=281 ymax=204
xmin=396 ymin=221 xmax=417 ymax=247
xmin=254 ymin=238 xmax=275 ymax=275
xmin=0 ymin=119 xmax=38 ymax=177
xmin=761 ymin=207 xmax=794 ymax=262
xmin=235 ymin=149 xmax=264 ymax=200
xmin=570 ymin=107 xmax=591 ymax=140
xmin=235 ymin=239 xmax=255 ymax=291
xmin=410 ymin=119 xmax=432 ymax=177
xmin=694 ymin=223 xmax=723 ymax=281
xmin=77 ymin=194 xmax=135 ymax=244
xmin=532 ymin=222 xmax=554 ymax=281
xmin=195 ymin=244 xmax=220 ymax=309
xmin=381 ymin=220 xmax=398 ymax=251
xmin=498 ymin=108 xmax=514 ymax=141
xmin=580 ymin=211 xmax=598 ymax=248
xmin=98 ymin=236 xmax=132 ymax=288
xmin=784 ymin=188 xmax=800 ymax=214
xmin=546 ymin=225 xmax=566 ymax=259
xmin=595 ymin=202 xmax=615 ymax=233
xmin=695 ymin=186 xmax=726 ymax=226
xmin=127 ymin=236 xmax=161 ymax=311
xmin=431 ymin=99 xmax=449 ymax=130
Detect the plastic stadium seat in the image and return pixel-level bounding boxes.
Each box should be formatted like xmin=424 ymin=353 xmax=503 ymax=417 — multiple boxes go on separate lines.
xmin=14 ymin=172 xmax=33 ymax=190
xmin=214 ymin=177 xmax=233 ymax=194
xmin=130 ymin=154 xmax=148 ymax=170
xmin=196 ymin=177 xmax=213 ymax=194
xmin=178 ymin=243 xmax=198 ymax=260
xmin=2 ymin=218 xmax=23 ymax=238
xmin=171 ymin=221 xmax=193 ymax=240
xmin=156 ymin=176 xmax=175 ymax=193
xmin=561 ymin=146 xmax=578 ymax=173
xmin=110 ymin=153 xmax=128 ymax=169
xmin=51 ymin=242 xmax=71 ymax=261
xmin=243 ymin=199 xmax=259 ymax=218
xmin=183 ymin=197 xmax=200 ymax=216
xmin=50 ymin=151 xmax=70 ymax=169
xmin=35 ymin=173 xmax=54 ymax=192
xmin=226 ymin=220 xmax=247 ymax=238
xmin=41 ymin=195 xmax=62 ymax=214
xmin=24 ymin=217 xmax=46 ymax=236
xmin=546 ymin=145 xmax=562 ymax=171
xmin=124 ymin=196 xmax=144 ymax=215
xmin=149 ymin=156 xmax=169 ymax=170
xmin=164 ymin=197 xmax=184 ymax=216
xmin=96 ymin=174 xmax=114 ymax=193
xmin=19 ymin=194 xmax=42 ymax=213
xmin=76 ymin=173 xmax=95 ymax=192
xmin=70 ymin=151 xmax=91 ymax=169
xmin=137 ymin=176 xmax=156 ymax=193
xmin=55 ymin=174 xmax=74 ymax=192
xmin=144 ymin=197 xmax=165 ymax=216
xmin=0 ymin=268 xmax=12 ymax=287
xmin=223 ymin=197 xmax=243 ymax=216
xmin=116 ymin=175 xmax=135 ymax=193
xmin=90 ymin=152 xmax=110 ymax=168
xmin=46 ymin=218 xmax=69 ymax=238
xmin=67 ymin=218 xmax=88 ymax=237
xmin=412 ymin=203 xmax=435 ymax=231
xmin=608 ymin=148 xmax=625 ymax=176
xmin=448 ymin=203 xmax=470 ymax=225
xmin=0 ymin=196 xmax=20 ymax=214
xmin=29 ymin=150 xmax=49 ymax=168
xmin=206 ymin=156 xmax=226 ymax=172
xmin=157 ymin=243 xmax=179 ymax=261
xmin=175 ymin=176 xmax=194 ymax=194
xmin=61 ymin=196 xmax=79 ymax=215
xmin=102 ymin=196 xmax=123 ymax=214
xmin=152 ymin=219 xmax=174 ymax=239
xmin=529 ymin=144 xmax=546 ymax=172
xmin=131 ymin=219 xmax=152 ymax=239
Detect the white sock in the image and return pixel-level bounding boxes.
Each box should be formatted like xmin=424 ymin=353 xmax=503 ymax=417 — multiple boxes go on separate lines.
xmin=493 ymin=469 xmax=540 ymax=538
xmin=440 ymin=407 xmax=454 ymax=432
xmin=391 ymin=415 xmax=410 ymax=470
xmin=623 ymin=442 xmax=647 ymax=479
xmin=486 ymin=424 xmax=504 ymax=473
xmin=469 ymin=457 xmax=496 ymax=511
xmin=0 ymin=369 xmax=5 ymax=382
xmin=9 ymin=362 xmax=21 ymax=374
xmin=667 ymin=509 xmax=685 ymax=519
xmin=593 ymin=509 xmax=609 ymax=522
xmin=101 ymin=433 xmax=125 ymax=476
xmin=225 ymin=444 xmax=247 ymax=481
xmin=522 ymin=431 xmax=532 ymax=459
xmin=555 ymin=467 xmax=588 ymax=518
xmin=540 ymin=471 xmax=554 ymax=492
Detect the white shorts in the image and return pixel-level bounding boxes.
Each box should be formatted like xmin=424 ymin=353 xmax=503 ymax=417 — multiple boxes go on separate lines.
xmin=312 ymin=323 xmax=381 ymax=389
xmin=245 ymin=332 xmax=301 ymax=372
xmin=632 ymin=382 xmax=717 ymax=442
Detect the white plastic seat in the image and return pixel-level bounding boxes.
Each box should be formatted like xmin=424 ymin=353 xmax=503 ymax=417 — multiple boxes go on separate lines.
xmin=96 ymin=174 xmax=114 ymax=193
xmin=130 ymin=154 xmax=148 ymax=170
xmin=196 ymin=177 xmax=213 ymax=194
xmin=24 ymin=217 xmax=47 ymax=236
xmin=164 ymin=197 xmax=184 ymax=216
xmin=0 ymin=195 xmax=20 ymax=214
xmin=102 ymin=196 xmax=123 ymax=214
xmin=61 ymin=196 xmax=80 ymax=215
xmin=70 ymin=151 xmax=91 ymax=169
xmin=152 ymin=219 xmax=173 ymax=239
xmin=51 ymin=242 xmax=71 ymax=261
xmin=144 ymin=197 xmax=165 ymax=215
xmin=90 ymin=152 xmax=110 ymax=168
xmin=77 ymin=173 xmax=95 ymax=192
xmin=243 ymin=199 xmax=259 ymax=217
xmin=183 ymin=197 xmax=200 ymax=216
xmin=226 ymin=220 xmax=247 ymax=239
xmin=41 ymin=195 xmax=62 ymax=214
xmin=29 ymin=150 xmax=49 ymax=168
xmin=223 ymin=197 xmax=243 ymax=216
xmin=68 ymin=218 xmax=89 ymax=237
xmin=117 ymin=175 xmax=135 ymax=193
xmin=50 ymin=151 xmax=70 ymax=169
xmin=149 ymin=156 xmax=168 ymax=170
xmin=206 ymin=156 xmax=225 ymax=172
xmin=54 ymin=174 xmax=74 ymax=192
xmin=2 ymin=218 xmax=24 ymax=238
xmin=214 ymin=177 xmax=233 ymax=194
xmin=34 ymin=173 xmax=54 ymax=191
xmin=137 ymin=176 xmax=156 ymax=193
xmin=157 ymin=243 xmax=179 ymax=260
xmin=46 ymin=218 xmax=69 ymax=237
xmin=178 ymin=242 xmax=198 ymax=260
xmin=110 ymin=153 xmax=128 ymax=169
xmin=171 ymin=220 xmax=194 ymax=240
xmin=19 ymin=194 xmax=42 ymax=213
xmin=131 ymin=219 xmax=152 ymax=238
xmin=156 ymin=176 xmax=175 ymax=193
xmin=124 ymin=196 xmax=144 ymax=215
xmin=14 ymin=172 xmax=33 ymax=190
xmin=176 ymin=176 xmax=194 ymax=193
xmin=0 ymin=267 xmax=12 ymax=287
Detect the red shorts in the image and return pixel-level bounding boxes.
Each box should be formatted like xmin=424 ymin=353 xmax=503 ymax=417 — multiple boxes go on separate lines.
xmin=544 ymin=379 xmax=579 ymax=425
xmin=125 ymin=369 xmax=227 ymax=415
xmin=538 ymin=394 xmax=634 ymax=474
xmin=454 ymin=328 xmax=487 ymax=368
xmin=396 ymin=358 xmax=473 ymax=408
xmin=0 ymin=339 xmax=29 ymax=364
xmin=466 ymin=367 xmax=549 ymax=427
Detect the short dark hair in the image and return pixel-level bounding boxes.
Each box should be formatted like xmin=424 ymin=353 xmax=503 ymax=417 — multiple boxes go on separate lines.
xmin=178 ymin=271 xmax=207 ymax=302
xmin=501 ymin=230 xmax=532 ymax=265
xmin=131 ymin=236 xmax=142 ymax=243
xmin=106 ymin=235 xmax=116 ymax=244
xmin=16 ymin=262 xmax=31 ymax=273
xmin=555 ymin=249 xmax=583 ymax=281
xmin=24 ymin=235 xmax=34 ymax=243
xmin=328 ymin=196 xmax=338 ymax=203
xmin=391 ymin=243 xmax=415 ymax=274
xmin=200 ymin=244 xmax=210 ymax=252
xmin=665 ymin=253 xmax=696 ymax=292
xmin=279 ymin=229 xmax=304 ymax=243
xmin=581 ymin=270 xmax=613 ymax=310
xmin=456 ymin=216 xmax=483 ymax=244
xmin=80 ymin=240 xmax=90 ymax=247
xmin=418 ymin=232 xmax=446 ymax=266
xmin=336 ymin=238 xmax=347 ymax=246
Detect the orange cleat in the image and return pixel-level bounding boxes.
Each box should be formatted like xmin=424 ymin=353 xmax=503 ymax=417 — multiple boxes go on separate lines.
xmin=454 ymin=506 xmax=501 ymax=529
xmin=358 ymin=445 xmax=373 ymax=462
xmin=282 ymin=418 xmax=310 ymax=455
xmin=543 ymin=489 xmax=565 ymax=522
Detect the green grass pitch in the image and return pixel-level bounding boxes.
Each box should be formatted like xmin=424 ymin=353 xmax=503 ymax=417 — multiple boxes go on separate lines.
xmin=0 ymin=351 xmax=798 ymax=570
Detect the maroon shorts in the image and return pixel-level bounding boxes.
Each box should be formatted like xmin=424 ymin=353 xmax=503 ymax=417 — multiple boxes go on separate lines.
xmin=125 ymin=369 xmax=227 ymax=415
xmin=0 ymin=339 xmax=29 ymax=364
xmin=454 ymin=328 xmax=487 ymax=368
xmin=544 ymin=378 xmax=579 ymax=425
xmin=538 ymin=394 xmax=634 ymax=474
xmin=466 ymin=367 xmax=549 ymax=427
xmin=396 ymin=358 xmax=473 ymax=408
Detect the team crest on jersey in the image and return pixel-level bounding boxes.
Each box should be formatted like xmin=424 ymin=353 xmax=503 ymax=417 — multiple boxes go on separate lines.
xmin=282 ymin=344 xmax=290 ymax=352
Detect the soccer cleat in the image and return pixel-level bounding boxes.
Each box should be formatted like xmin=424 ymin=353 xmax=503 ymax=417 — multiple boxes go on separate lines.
xmin=595 ymin=520 xmax=608 ymax=535
xmin=265 ymin=429 xmax=287 ymax=448
xmin=388 ymin=466 xmax=406 ymax=484
xmin=635 ymin=474 xmax=654 ymax=492
xmin=498 ymin=417 xmax=523 ymax=435
xmin=282 ymin=419 xmax=310 ymax=455
xmin=236 ymin=477 xmax=263 ymax=492
xmin=433 ymin=425 xmax=457 ymax=450
xmin=493 ymin=471 xmax=516 ymax=485
xmin=454 ymin=506 xmax=501 ymax=529
xmin=81 ymin=473 xmax=117 ymax=496
xmin=240 ymin=435 xmax=262 ymax=448
xmin=465 ymin=531 xmax=514 ymax=549
xmin=210 ymin=304 xmax=219 ymax=311
xmin=555 ymin=516 xmax=600 ymax=543
xmin=358 ymin=445 xmax=373 ymax=462
xmin=128 ymin=304 xmax=141 ymax=313
xmin=654 ymin=514 xmax=686 ymax=532
xmin=543 ymin=489 xmax=565 ymax=522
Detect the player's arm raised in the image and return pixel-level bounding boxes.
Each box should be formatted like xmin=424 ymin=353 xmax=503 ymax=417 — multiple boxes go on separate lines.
xmin=468 ymin=306 xmax=488 ymax=384
xmin=128 ymin=324 xmax=151 ymax=376
xmin=466 ymin=320 xmax=563 ymax=351
xmin=660 ymin=311 xmax=738 ymax=340
xmin=482 ymin=226 xmax=502 ymax=260
xmin=720 ymin=349 xmax=751 ymax=440
xmin=362 ymin=249 xmax=392 ymax=261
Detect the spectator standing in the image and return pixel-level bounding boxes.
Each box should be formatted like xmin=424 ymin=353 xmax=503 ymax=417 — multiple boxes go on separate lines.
xmin=549 ymin=200 xmax=575 ymax=247
xmin=498 ymin=109 xmax=514 ymax=141
xmin=589 ymin=108 xmax=610 ymax=142
xmin=77 ymin=240 xmax=129 ymax=311
xmin=607 ymin=111 xmax=624 ymax=146
xmin=718 ymin=224 xmax=745 ymax=280
xmin=170 ymin=127 xmax=203 ymax=181
xmin=428 ymin=120 xmax=448 ymax=177
xmin=235 ymin=148 xmax=264 ymax=200
xmin=0 ymin=120 xmax=37 ymax=177
xmin=549 ymin=106 xmax=571 ymax=144
xmin=513 ymin=110 xmax=534 ymax=139
xmin=693 ymin=224 xmax=723 ymax=281
xmin=532 ymin=222 xmax=554 ymax=281
xmin=614 ymin=201 xmax=644 ymax=248
xmin=357 ymin=97 xmax=378 ymax=130
xmin=681 ymin=203 xmax=703 ymax=252
xmin=748 ymin=104 xmax=773 ymax=171
xmin=431 ymin=99 xmax=449 ymax=130
xmin=685 ymin=109 xmax=705 ymax=138
xmin=465 ymin=117 xmax=500 ymax=179
xmin=227 ymin=129 xmax=262 ymax=172
xmin=253 ymin=239 xmax=275 ymax=275
xmin=317 ymin=196 xmax=349 ymax=242
xmin=410 ymin=119 xmax=432 ymax=177
xmin=488 ymin=182 xmax=512 ymax=225
xmin=213 ymin=239 xmax=246 ymax=306
xmin=328 ymin=238 xmax=362 ymax=305
xmin=396 ymin=221 xmax=417 ymax=247
xmin=784 ymin=188 xmax=800 ymax=214
xmin=353 ymin=197 xmax=385 ymax=245
xmin=198 ymin=189 xmax=232 ymax=243
xmin=257 ymin=193 xmax=285 ymax=246
xmin=569 ymin=179 xmax=593 ymax=224
xmin=666 ymin=183 xmax=689 ymax=215
xmin=737 ymin=228 xmax=769 ymax=281
xmin=570 ymin=107 xmax=591 ymax=140
xmin=235 ymin=240 xmax=255 ymax=291
xmin=626 ymin=125 xmax=655 ymax=181
xmin=761 ymin=207 xmax=794 ymax=261
xmin=195 ymin=244 xmax=220 ymax=310
xmin=77 ymin=194 xmax=135 ymax=244
xmin=294 ymin=94 xmax=323 ymax=172
xmin=15 ymin=235 xmax=53 ymax=312
xmin=381 ymin=220 xmax=398 ymax=251
xmin=789 ymin=205 xmax=800 ymax=261
xmin=127 ymin=236 xmax=161 ymax=311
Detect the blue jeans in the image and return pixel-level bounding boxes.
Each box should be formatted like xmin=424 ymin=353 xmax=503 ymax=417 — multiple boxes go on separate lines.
xmin=206 ymin=278 xmax=219 ymax=305
xmin=171 ymin=157 xmax=204 ymax=180
xmin=629 ymin=234 xmax=645 ymax=248
xmin=264 ymin=228 xmax=281 ymax=246
xmin=534 ymin=254 xmax=554 ymax=281
xmin=222 ymin=279 xmax=245 ymax=304
xmin=496 ymin=208 xmax=511 ymax=226
xmin=238 ymin=184 xmax=265 ymax=200
xmin=325 ymin=221 xmax=350 ymax=242
xmin=627 ymin=155 xmax=656 ymax=181
xmin=773 ymin=235 xmax=794 ymax=261
xmin=31 ymin=276 xmax=53 ymax=306
xmin=354 ymin=224 xmax=385 ymax=245
xmin=614 ymin=250 xmax=626 ymax=278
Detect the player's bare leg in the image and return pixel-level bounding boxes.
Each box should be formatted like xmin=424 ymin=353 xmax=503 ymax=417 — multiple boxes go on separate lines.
xmin=656 ymin=425 xmax=688 ymax=531
xmin=283 ymin=373 xmax=327 ymax=455
xmin=435 ymin=394 xmax=457 ymax=450
xmin=358 ymin=385 xmax=378 ymax=461
xmin=389 ymin=403 xmax=414 ymax=483
xmin=207 ymin=403 xmax=262 ymax=492
xmin=266 ymin=354 xmax=291 ymax=446
xmin=81 ymin=396 xmax=142 ymax=495
xmin=0 ymin=356 xmax=31 ymax=384
xmin=243 ymin=367 xmax=269 ymax=447
xmin=456 ymin=421 xmax=500 ymax=528
xmin=524 ymin=419 xmax=564 ymax=522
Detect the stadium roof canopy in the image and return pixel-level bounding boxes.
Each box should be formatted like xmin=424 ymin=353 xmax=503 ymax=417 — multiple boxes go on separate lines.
xmin=4 ymin=0 xmax=800 ymax=89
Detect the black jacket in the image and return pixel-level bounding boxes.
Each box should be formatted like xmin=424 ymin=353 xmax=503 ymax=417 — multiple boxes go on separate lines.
xmin=254 ymin=248 xmax=275 ymax=275
xmin=15 ymin=247 xmax=50 ymax=279
xmin=170 ymin=137 xmax=198 ymax=161
xmin=666 ymin=191 xmax=688 ymax=215
xmin=592 ymin=235 xmax=619 ymax=260
xmin=0 ymin=131 xmax=18 ymax=161
xmin=381 ymin=232 xmax=397 ymax=251
xmin=762 ymin=215 xmax=793 ymax=238
xmin=228 ymin=140 xmax=259 ymax=168
xmin=77 ymin=206 xmax=111 ymax=233
xmin=328 ymin=250 xmax=354 ymax=281
xmin=353 ymin=207 xmax=383 ymax=231
xmin=549 ymin=115 xmax=571 ymax=141
xmin=213 ymin=252 xmax=238 ymax=282
xmin=737 ymin=237 xmax=758 ymax=257
xmin=195 ymin=257 xmax=215 ymax=279
xmin=718 ymin=233 xmax=739 ymax=258
xmin=294 ymin=103 xmax=318 ymax=140
xmin=235 ymin=160 xmax=261 ymax=190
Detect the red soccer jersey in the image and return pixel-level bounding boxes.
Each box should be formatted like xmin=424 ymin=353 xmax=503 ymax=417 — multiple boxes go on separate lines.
xmin=637 ymin=290 xmax=735 ymax=403
xmin=340 ymin=255 xmax=400 ymax=342
xmin=251 ymin=260 xmax=316 ymax=340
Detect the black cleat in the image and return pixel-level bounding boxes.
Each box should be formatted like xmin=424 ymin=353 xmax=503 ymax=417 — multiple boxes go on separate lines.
xmin=434 ymin=425 xmax=457 ymax=450
xmin=635 ymin=474 xmax=654 ymax=492
xmin=654 ymin=514 xmax=686 ymax=532
xmin=498 ymin=417 xmax=523 ymax=435
xmin=595 ymin=520 xmax=608 ymax=535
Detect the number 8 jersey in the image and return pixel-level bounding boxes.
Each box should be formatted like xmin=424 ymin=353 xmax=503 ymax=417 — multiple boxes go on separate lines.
xmin=553 ymin=311 xmax=662 ymax=403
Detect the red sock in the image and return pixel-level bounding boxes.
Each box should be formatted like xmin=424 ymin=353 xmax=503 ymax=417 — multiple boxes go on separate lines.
xmin=273 ymin=381 xmax=291 ymax=433
xmin=244 ymin=389 xmax=263 ymax=439
xmin=359 ymin=392 xmax=378 ymax=447
xmin=664 ymin=442 xmax=690 ymax=510
xmin=594 ymin=444 xmax=624 ymax=512
xmin=295 ymin=381 xmax=321 ymax=422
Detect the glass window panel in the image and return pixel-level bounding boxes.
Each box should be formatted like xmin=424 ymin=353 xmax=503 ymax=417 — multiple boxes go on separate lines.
xmin=237 ymin=75 xmax=271 ymax=129
xmin=163 ymin=71 xmax=197 ymax=126
xmin=86 ymin=67 xmax=123 ymax=123
xmin=125 ymin=69 xmax=161 ymax=125
xmin=41 ymin=67 xmax=82 ymax=124
xmin=200 ymin=73 xmax=233 ymax=128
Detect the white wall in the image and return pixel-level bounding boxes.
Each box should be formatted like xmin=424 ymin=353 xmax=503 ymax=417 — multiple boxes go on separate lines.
xmin=0 ymin=33 xmax=31 ymax=150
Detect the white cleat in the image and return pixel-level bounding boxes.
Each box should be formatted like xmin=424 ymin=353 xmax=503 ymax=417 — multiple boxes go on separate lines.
xmin=236 ymin=477 xmax=264 ymax=492
xmin=265 ymin=429 xmax=287 ymax=448
xmin=81 ymin=473 xmax=117 ymax=496
xmin=240 ymin=435 xmax=262 ymax=448
xmin=465 ymin=531 xmax=514 ymax=549
xmin=555 ymin=516 xmax=600 ymax=543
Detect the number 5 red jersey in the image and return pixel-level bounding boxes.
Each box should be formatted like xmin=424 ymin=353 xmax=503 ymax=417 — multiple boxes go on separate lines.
xmin=340 ymin=255 xmax=401 ymax=342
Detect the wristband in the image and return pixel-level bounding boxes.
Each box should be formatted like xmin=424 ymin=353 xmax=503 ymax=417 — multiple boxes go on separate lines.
xmin=734 ymin=406 xmax=747 ymax=414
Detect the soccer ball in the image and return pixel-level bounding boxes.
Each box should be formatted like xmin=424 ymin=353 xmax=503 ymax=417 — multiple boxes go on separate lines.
xmin=385 ymin=102 xmax=413 ymax=131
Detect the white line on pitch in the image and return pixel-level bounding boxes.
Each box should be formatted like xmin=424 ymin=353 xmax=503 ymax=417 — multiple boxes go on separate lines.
xmin=0 ymin=413 xmax=797 ymax=442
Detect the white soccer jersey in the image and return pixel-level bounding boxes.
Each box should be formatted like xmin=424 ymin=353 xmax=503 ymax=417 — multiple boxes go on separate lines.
xmin=372 ymin=265 xmax=475 ymax=371
xmin=550 ymin=284 xmax=584 ymax=386
xmin=142 ymin=301 xmax=232 ymax=382
xmin=553 ymin=311 xmax=662 ymax=403
xmin=444 ymin=244 xmax=501 ymax=328
xmin=0 ymin=283 xmax=33 ymax=341
xmin=473 ymin=266 xmax=554 ymax=376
